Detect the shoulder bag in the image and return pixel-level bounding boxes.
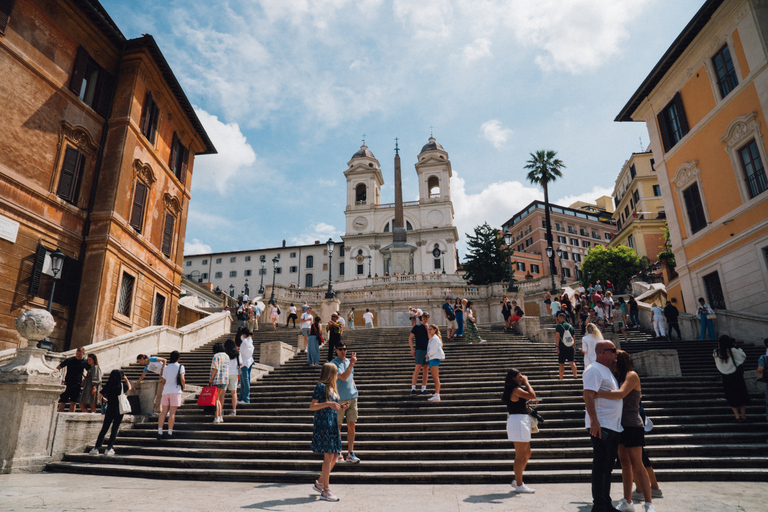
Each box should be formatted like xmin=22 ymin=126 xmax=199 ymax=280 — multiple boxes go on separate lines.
xmin=118 ymin=383 xmax=132 ymax=415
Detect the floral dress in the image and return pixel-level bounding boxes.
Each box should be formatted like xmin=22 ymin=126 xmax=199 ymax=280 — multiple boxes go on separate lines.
xmin=310 ymin=383 xmax=342 ymax=454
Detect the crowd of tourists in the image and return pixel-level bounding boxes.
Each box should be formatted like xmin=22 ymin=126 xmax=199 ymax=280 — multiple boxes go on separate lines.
xmin=50 ymin=288 xmax=767 ymax=508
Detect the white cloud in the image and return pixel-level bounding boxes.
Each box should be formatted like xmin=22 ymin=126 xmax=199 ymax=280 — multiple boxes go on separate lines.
xmin=480 ymin=119 xmax=513 ymax=149
xmin=462 ymin=37 xmax=492 ymax=63
xmin=556 ymin=186 xmax=615 ymax=208
xmin=184 ymin=238 xmax=212 ymax=255
xmin=187 ymin=209 xmax=232 ymax=231
xmin=191 ymin=108 xmax=258 ymax=195
xmin=503 ymin=0 xmax=651 ymax=74
xmin=393 ymin=0 xmax=453 ymax=40
xmin=289 ymin=223 xmax=344 ymax=246
xmin=451 ymin=172 xmax=542 ymax=255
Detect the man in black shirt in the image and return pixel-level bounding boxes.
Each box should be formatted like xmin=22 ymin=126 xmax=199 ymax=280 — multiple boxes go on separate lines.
xmin=56 ymin=347 xmax=87 ymax=412
xmin=664 ymin=299 xmax=681 ymax=341
xmin=408 ymin=312 xmax=431 ymax=395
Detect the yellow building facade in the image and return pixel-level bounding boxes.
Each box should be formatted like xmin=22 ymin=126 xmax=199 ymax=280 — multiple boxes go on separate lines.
xmin=618 ymin=0 xmax=768 ymax=314
xmin=608 ymin=152 xmax=667 ymax=263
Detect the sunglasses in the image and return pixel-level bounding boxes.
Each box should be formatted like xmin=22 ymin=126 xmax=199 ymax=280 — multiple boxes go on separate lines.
xmin=602 ymin=348 xmax=617 ymax=353
xmin=337 ymin=348 xmax=348 ymax=351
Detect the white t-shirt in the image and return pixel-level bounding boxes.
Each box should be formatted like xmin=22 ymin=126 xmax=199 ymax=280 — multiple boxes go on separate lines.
xmin=595 ymin=306 xmax=605 ymax=320
xmin=161 ymin=362 xmax=185 ymax=395
xmin=289 ymin=306 xmax=297 ymax=315
xmin=583 ymin=362 xmax=623 ymax=432
xmin=339 ymin=317 xmax=346 ymax=327
xmin=228 ymin=353 xmax=242 ymax=375
xmin=581 ymin=333 xmax=600 ymax=368
xmin=300 ymin=313 xmax=313 ymax=329
xmin=363 ymin=312 xmax=374 ymax=324
xmin=239 ymin=336 xmax=254 ymax=367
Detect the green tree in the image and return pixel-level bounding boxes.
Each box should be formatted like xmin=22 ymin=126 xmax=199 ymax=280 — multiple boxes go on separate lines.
xmin=580 ymin=245 xmax=645 ymax=293
xmin=525 ymin=150 xmax=565 ymax=279
xmin=462 ymin=222 xmax=512 ymax=285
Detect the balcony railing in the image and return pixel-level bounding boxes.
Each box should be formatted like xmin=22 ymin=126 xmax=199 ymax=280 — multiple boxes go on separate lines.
xmin=746 ymin=171 xmax=768 ymax=199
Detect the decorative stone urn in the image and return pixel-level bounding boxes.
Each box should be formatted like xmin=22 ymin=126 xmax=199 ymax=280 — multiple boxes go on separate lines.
xmin=0 ymin=309 xmax=63 ymax=473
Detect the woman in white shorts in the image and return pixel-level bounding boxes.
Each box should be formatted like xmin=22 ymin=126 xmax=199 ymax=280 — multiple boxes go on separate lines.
xmin=502 ymin=368 xmax=537 ymax=494
xmin=157 ymin=350 xmax=185 ymax=439
xmin=224 ymin=339 xmax=241 ymax=416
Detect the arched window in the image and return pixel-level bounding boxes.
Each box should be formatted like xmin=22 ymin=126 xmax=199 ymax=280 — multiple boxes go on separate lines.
xmin=306 ymin=255 xmax=314 ymax=268
xmin=385 ymin=220 xmax=414 ymax=232
xmin=428 ymin=176 xmax=440 ymax=198
xmin=355 ymin=184 xmax=367 ymax=203
xmin=305 ymin=274 xmax=313 ymax=287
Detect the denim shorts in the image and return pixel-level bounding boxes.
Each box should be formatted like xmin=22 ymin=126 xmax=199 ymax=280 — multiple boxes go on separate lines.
xmin=429 ymin=359 xmax=441 ymax=368
xmin=414 ymin=349 xmax=428 ymax=365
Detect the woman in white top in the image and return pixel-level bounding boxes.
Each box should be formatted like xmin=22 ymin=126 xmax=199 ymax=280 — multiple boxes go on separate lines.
xmin=651 ymin=303 xmax=666 ymax=338
xmin=426 ymin=324 xmax=446 ymax=402
xmin=580 ymin=323 xmax=603 ymax=369
xmin=224 ymin=339 xmax=241 ymax=416
xmin=713 ymin=335 xmax=749 ymax=421
xmin=270 ymin=302 xmax=280 ymax=330
xmin=157 ymin=350 xmax=185 ymax=439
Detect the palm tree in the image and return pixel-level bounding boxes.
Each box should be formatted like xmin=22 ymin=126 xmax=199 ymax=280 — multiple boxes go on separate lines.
xmin=525 ymin=150 xmax=565 ymax=292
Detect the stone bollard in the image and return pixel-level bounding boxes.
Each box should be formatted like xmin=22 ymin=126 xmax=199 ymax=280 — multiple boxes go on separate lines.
xmin=297 ymin=333 xmax=307 ymax=352
xmin=260 ymin=341 xmax=296 ymax=368
xmin=0 ymin=347 xmax=64 ymax=473
xmin=630 ymin=349 xmax=682 ymax=378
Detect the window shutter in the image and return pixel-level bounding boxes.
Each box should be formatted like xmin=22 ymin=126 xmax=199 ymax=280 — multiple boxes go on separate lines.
xmin=94 ymin=69 xmax=112 ymax=118
xmin=169 ymin=132 xmax=178 ymax=172
xmin=148 ymin=100 xmax=159 ymax=145
xmin=179 ymin=145 xmax=188 ymax=185
xmin=673 ymin=92 xmax=689 ymax=136
xmin=28 ymin=243 xmax=48 ymax=297
xmin=140 ymin=92 xmax=152 ymax=136
xmin=0 ymin=0 xmax=16 ymax=36
xmin=657 ymin=110 xmax=671 ymax=153
xmin=69 ymin=46 xmax=89 ymax=96
xmin=56 ymin=146 xmax=84 ymax=204
xmin=161 ymin=214 xmax=175 ymax=257
xmin=129 ymin=181 xmax=147 ymax=232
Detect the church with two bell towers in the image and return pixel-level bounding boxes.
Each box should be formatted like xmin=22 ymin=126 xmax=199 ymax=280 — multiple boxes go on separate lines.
xmin=341 ymin=136 xmax=459 ymax=280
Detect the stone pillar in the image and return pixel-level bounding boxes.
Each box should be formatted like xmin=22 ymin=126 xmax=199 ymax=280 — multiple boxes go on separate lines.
xmin=0 ymin=347 xmax=64 ymax=473
xmin=319 ymin=299 xmax=341 ymax=324
xmin=260 ymin=341 xmax=296 ymax=368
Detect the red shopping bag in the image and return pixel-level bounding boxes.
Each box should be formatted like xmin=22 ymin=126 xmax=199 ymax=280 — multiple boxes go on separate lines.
xmin=197 ymin=386 xmax=218 ymax=407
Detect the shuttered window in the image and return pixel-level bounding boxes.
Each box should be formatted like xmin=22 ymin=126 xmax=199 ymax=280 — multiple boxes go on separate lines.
xmin=713 ymin=45 xmax=738 ymax=99
xmin=68 ymin=46 xmax=112 ymax=117
xmin=161 ymin=213 xmax=176 ymax=258
xmin=129 ymin=181 xmax=147 ymax=232
xmin=28 ymin=244 xmax=48 ymax=297
xmin=117 ymin=272 xmax=135 ymax=317
xmin=153 ymin=293 xmax=166 ymax=325
xmin=169 ymin=133 xmax=189 ymax=184
xmin=56 ymin=146 xmax=85 ymax=205
xmin=140 ymin=92 xmax=160 ymax=145
xmin=683 ymin=183 xmax=707 ymax=234
xmin=657 ymin=92 xmax=690 ymax=152
xmin=0 ymin=0 xmax=16 ymax=35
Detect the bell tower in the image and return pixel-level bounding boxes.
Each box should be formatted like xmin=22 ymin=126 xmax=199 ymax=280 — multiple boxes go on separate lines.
xmin=415 ymin=136 xmax=452 ymax=203
xmin=344 ymin=143 xmax=383 ymax=212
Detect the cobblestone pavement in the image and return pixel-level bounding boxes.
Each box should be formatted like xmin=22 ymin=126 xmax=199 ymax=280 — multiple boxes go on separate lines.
xmin=0 ymin=474 xmax=765 ymax=511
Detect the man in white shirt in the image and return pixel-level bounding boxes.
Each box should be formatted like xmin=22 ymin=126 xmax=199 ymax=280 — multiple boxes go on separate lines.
xmin=363 ymin=309 xmax=374 ymax=328
xmin=300 ymin=308 xmax=313 ymax=351
xmin=583 ymin=340 xmax=623 ymax=512
xmin=238 ymin=331 xmax=255 ymax=404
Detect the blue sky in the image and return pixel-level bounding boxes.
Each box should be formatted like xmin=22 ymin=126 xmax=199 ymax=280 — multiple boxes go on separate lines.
xmin=100 ymin=0 xmax=704 ymax=257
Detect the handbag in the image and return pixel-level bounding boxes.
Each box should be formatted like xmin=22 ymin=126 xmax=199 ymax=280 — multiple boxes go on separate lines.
xmin=527 ymin=402 xmax=544 ymax=434
xmin=118 ymin=385 xmax=132 ymax=415
xmin=706 ymin=313 xmax=716 ymax=320
xmin=197 ymin=385 xmax=218 ymax=407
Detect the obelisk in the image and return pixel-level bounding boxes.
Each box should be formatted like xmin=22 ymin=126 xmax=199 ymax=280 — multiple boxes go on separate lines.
xmin=393 ymin=138 xmax=406 ymax=245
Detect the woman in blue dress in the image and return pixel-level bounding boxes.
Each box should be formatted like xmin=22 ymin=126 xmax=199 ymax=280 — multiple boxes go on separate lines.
xmin=310 ymin=362 xmax=349 ymax=502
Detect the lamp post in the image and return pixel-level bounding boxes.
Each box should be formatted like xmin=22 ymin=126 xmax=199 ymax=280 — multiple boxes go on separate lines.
xmin=39 ymin=248 xmax=65 ymax=350
xmin=545 ymin=246 xmax=557 ymax=293
xmin=367 ymin=255 xmax=371 ymax=278
xmin=556 ymin=247 xmax=566 ymax=286
xmin=503 ymin=232 xmax=518 ymax=292
xmin=258 ymin=257 xmax=266 ymax=295
xmin=229 ymin=284 xmax=235 ymax=298
xmin=269 ymin=255 xmax=279 ymax=305
xmin=441 ymin=251 xmax=446 ymax=274
xmin=325 ymin=238 xmax=336 ymax=299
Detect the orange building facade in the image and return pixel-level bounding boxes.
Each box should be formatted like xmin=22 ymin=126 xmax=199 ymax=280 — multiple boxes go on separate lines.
xmin=0 ymin=0 xmax=215 ymax=350
xmin=618 ymin=0 xmax=768 ymax=314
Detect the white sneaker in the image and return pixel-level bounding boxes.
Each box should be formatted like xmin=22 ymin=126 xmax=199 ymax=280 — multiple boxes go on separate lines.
xmin=320 ymin=490 xmax=339 ymax=502
xmin=644 ymin=504 xmax=656 ymax=512
xmin=337 ymin=454 xmax=345 ymax=463
xmin=104 ymin=448 xmax=115 ymax=456
xmin=616 ymin=499 xmax=635 ymax=511
xmin=89 ymin=448 xmax=98 ymax=455
xmin=427 ymin=394 xmax=441 ymax=402
xmin=228 ymin=410 xmax=237 ymax=416
xmin=511 ymin=479 xmax=517 ymax=488
xmin=514 ymin=484 xmax=535 ymax=494
xmin=478 ymin=339 xmax=487 ymax=343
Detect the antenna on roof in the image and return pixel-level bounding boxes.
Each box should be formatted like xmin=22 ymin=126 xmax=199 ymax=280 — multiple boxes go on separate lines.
xmin=394 ymin=137 xmax=399 ymax=155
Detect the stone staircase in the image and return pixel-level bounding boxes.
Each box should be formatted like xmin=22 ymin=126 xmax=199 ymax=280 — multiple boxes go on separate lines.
xmin=46 ymin=324 xmax=768 ymax=483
